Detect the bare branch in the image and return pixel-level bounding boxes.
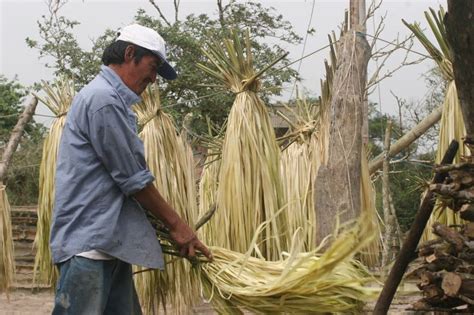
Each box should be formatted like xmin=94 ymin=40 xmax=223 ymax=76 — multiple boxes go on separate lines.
xmin=367 ymin=36 xmax=426 ymax=93
xmin=148 ymin=0 xmax=172 ymax=27
xmin=365 ymin=0 xmax=383 ymax=23
xmin=390 ymin=90 xmax=404 ymax=134
xmin=173 ymin=0 xmax=180 ymax=22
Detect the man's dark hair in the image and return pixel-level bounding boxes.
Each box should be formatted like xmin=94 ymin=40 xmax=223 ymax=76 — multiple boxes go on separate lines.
xmin=102 ymin=40 xmax=156 ymax=65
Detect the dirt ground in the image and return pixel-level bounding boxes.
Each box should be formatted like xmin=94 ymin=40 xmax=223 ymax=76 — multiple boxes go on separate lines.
xmin=0 ymin=290 xmax=54 ymax=315
xmin=0 ymin=288 xmax=422 ymax=315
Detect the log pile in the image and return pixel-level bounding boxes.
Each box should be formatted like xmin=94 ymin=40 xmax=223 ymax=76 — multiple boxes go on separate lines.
xmin=411 ymin=153 xmax=474 ymax=312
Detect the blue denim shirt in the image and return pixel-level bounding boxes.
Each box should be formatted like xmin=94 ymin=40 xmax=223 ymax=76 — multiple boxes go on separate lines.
xmin=50 ymin=65 xmax=164 ymax=269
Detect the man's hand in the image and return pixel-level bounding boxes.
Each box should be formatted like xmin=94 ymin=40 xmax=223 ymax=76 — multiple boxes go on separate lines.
xmin=133 ymin=184 xmax=213 ymax=261
xmin=169 ymin=220 xmax=213 ymax=261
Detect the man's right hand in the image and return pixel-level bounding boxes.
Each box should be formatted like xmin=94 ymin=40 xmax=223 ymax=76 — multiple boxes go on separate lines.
xmin=169 ymin=220 xmax=213 ymax=261
xmin=170 ymin=220 xmax=213 ymax=261
xmin=133 ymin=184 xmax=213 ymax=261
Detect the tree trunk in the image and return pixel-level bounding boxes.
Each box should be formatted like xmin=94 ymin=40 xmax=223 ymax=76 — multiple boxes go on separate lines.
xmin=0 ymin=96 xmax=38 ymax=181
xmin=445 ymin=1 xmax=474 ymax=144
xmin=314 ymin=31 xmax=370 ymax=244
xmin=350 ymin=0 xmax=369 ymax=146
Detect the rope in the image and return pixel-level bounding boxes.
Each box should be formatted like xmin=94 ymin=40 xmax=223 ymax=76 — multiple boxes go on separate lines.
xmin=290 ymin=0 xmax=316 ymax=100
xmin=359 ymin=31 xmax=432 ymax=59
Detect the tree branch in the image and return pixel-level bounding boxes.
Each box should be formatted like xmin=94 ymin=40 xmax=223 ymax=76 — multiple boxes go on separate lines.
xmin=0 ymin=96 xmax=38 ymax=181
xmin=148 ymin=0 xmax=172 ymax=27
xmin=173 ymin=0 xmax=180 ymax=23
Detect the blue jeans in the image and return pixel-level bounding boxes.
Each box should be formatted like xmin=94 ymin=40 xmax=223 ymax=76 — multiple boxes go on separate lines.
xmin=52 ymin=256 xmax=142 ymax=315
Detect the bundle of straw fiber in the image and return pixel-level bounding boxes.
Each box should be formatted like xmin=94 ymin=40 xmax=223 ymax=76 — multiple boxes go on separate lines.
xmin=360 ymin=149 xmax=382 ymax=267
xmin=34 ymin=79 xmax=74 ymax=286
xmin=133 ymin=85 xmax=199 ymax=314
xmin=278 ymin=96 xmax=323 ymax=251
xmin=198 ymin=147 xmax=221 ymax=244
xmin=199 ymin=212 xmax=377 ymax=314
xmin=197 ymin=30 xmax=289 ymax=261
xmin=403 ymin=7 xmax=470 ymax=241
xmin=0 ymin=184 xmax=14 ymax=294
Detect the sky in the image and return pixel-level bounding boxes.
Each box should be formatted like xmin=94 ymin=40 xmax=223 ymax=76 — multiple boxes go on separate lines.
xmin=0 ymin=0 xmax=445 ymax=125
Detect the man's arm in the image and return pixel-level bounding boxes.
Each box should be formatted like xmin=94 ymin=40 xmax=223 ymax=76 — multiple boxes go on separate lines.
xmin=133 ymin=184 xmax=213 ymax=261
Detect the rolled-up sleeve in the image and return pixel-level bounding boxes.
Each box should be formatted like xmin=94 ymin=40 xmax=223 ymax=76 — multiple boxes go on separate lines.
xmin=88 ymin=104 xmax=154 ymax=196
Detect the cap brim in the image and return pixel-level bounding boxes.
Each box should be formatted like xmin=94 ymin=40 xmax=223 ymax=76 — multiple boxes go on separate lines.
xmin=152 ymin=51 xmax=177 ymax=80
xmin=158 ymin=61 xmax=177 ymax=80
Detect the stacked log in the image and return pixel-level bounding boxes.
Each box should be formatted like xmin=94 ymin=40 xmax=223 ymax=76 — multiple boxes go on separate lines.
xmin=411 ymin=154 xmax=474 ymax=312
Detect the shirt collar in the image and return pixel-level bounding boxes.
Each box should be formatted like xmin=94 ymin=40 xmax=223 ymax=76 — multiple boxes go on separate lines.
xmin=99 ymin=65 xmax=141 ymax=107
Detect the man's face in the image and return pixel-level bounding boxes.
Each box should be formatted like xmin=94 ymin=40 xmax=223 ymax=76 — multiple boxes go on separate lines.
xmin=122 ymin=46 xmax=161 ymax=95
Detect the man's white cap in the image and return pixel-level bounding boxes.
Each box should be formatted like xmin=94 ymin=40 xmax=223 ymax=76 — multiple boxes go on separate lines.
xmin=117 ymin=24 xmax=177 ymax=80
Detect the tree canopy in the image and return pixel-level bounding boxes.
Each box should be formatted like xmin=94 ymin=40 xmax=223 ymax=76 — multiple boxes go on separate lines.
xmin=26 ymin=0 xmax=302 ymax=133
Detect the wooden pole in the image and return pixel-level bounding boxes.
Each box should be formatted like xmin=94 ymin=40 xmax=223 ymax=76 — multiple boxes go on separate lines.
xmin=350 ymin=0 xmax=369 ymax=146
xmin=381 ymin=120 xmax=394 ymax=269
xmin=373 ymin=140 xmax=459 ymax=314
xmin=0 ymin=96 xmax=38 ymax=181
xmin=369 ymin=105 xmax=443 ymax=175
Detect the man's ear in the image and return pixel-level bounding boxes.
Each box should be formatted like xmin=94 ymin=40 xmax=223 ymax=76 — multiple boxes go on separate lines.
xmin=124 ymin=45 xmax=135 ymax=63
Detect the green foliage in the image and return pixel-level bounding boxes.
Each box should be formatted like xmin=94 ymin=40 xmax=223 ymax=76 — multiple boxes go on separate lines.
xmin=0 ymin=76 xmax=27 ymax=144
xmin=0 ymin=76 xmax=46 ymax=204
xmin=26 ymin=15 xmax=116 ymax=86
xmin=27 ymin=1 xmax=302 ymax=133
xmin=6 ymin=136 xmax=45 ymax=205
xmin=388 ymin=153 xmax=433 ymax=231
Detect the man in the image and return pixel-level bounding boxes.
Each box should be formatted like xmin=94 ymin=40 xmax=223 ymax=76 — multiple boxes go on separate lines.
xmin=50 ymin=24 xmax=212 ymax=314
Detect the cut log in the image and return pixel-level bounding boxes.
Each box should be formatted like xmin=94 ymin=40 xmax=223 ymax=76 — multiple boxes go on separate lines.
xmin=442 ymin=272 xmax=474 ymax=302
xmin=462 ymin=222 xmax=474 ymax=240
xmin=458 ymin=252 xmax=474 ymax=263
xmin=434 ymin=163 xmax=474 ymax=174
xmin=461 ymin=175 xmax=474 ymax=187
xmin=432 ymin=222 xmax=466 ymax=252
xmin=418 ymin=239 xmax=450 ymax=257
xmin=461 ymin=204 xmax=474 ymax=222
xmin=423 ymin=284 xmax=444 ymax=302
xmin=458 ymin=187 xmax=474 ymax=201
xmin=442 ymin=272 xmax=463 ymax=297
xmin=419 ymin=270 xmax=441 ymax=288
xmin=425 ymin=252 xmax=460 ymax=272
xmin=411 ymin=298 xmax=432 ymax=310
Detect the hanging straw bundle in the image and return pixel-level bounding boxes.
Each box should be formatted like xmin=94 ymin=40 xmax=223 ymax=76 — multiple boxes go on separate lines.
xmin=33 ymin=79 xmax=74 ymax=286
xmin=133 ymin=85 xmax=200 ymax=314
xmin=199 ymin=212 xmax=377 ymax=314
xmin=197 ymin=125 xmax=224 ymax=244
xmin=403 ymin=7 xmax=470 ymax=241
xmin=0 ymin=184 xmax=14 ymax=294
xmin=278 ymin=96 xmax=323 ymax=251
xmin=197 ymin=30 xmax=289 ymax=261
xmin=276 ymin=33 xmax=338 ymax=249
